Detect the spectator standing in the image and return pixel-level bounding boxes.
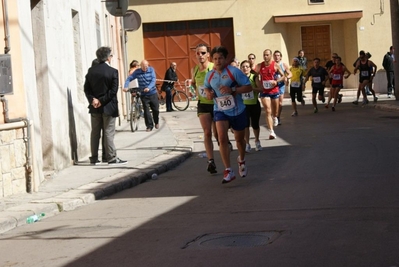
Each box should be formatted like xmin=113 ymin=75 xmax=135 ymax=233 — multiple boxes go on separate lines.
xmin=204 ymin=46 xmax=252 ymax=184
xmin=128 ymin=60 xmax=139 ymax=75
xmin=161 ymin=62 xmax=178 ymax=112
xmin=84 ymin=46 xmax=127 ymax=165
xmin=124 ymin=60 xmax=159 ymax=132
xmin=382 ymin=46 xmax=395 ymax=98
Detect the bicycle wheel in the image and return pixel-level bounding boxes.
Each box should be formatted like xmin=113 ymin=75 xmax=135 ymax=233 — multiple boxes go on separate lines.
xmin=172 ymin=90 xmax=190 ymax=111
xmin=130 ymin=101 xmax=139 ymax=132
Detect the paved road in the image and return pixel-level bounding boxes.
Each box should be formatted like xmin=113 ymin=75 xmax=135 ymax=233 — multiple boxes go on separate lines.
xmin=1 ymin=101 xmax=399 ymax=267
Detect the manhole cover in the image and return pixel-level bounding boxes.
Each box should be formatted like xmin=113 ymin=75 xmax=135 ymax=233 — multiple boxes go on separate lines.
xmin=182 ymin=231 xmax=281 ymax=249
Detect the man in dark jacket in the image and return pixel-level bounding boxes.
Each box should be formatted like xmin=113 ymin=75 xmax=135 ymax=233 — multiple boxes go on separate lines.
xmin=382 ymin=46 xmax=395 ymax=98
xmin=84 ymin=46 xmax=127 ymax=165
xmin=161 ymin=62 xmax=178 ymax=112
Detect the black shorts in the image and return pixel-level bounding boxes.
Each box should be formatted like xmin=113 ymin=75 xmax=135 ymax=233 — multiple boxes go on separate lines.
xmin=312 ymin=86 xmax=325 ymax=95
xmin=197 ymin=101 xmax=214 ymax=117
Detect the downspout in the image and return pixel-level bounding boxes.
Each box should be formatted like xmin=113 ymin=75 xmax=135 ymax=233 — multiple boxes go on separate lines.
xmin=1 ymin=0 xmax=33 ymax=193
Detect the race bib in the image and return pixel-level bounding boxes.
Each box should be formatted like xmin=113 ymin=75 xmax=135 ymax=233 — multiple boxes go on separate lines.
xmin=242 ymin=91 xmax=254 ymax=100
xmin=291 ymin=81 xmax=301 ymax=88
xmin=262 ymin=80 xmax=274 ymax=89
xmin=313 ymin=77 xmax=321 ymax=83
xmin=216 ymin=95 xmax=236 ymax=111
xmin=333 ymin=74 xmax=341 ymax=80
xmin=361 ymin=71 xmax=369 ymax=77
xmin=198 ymin=85 xmax=207 ymax=98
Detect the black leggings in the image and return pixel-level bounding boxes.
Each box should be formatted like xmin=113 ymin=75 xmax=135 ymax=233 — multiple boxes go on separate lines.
xmin=245 ymin=102 xmax=261 ymax=129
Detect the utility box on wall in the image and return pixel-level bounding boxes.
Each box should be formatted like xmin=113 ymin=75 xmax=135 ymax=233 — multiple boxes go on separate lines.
xmin=0 ymin=54 xmax=13 ymax=95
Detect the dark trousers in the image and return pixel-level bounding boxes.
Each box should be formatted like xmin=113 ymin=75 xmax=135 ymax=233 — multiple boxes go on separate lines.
xmin=90 ymin=113 xmax=117 ymax=162
xmin=386 ymin=71 xmax=395 ymax=95
xmin=141 ymin=93 xmax=159 ymax=129
xmin=165 ymin=87 xmax=173 ymax=111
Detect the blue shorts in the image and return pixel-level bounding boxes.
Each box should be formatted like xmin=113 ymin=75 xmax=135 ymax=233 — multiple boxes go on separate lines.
xmin=259 ymin=92 xmax=280 ymax=99
xmin=214 ymin=110 xmax=247 ymax=131
xmin=278 ymin=85 xmax=285 ymax=95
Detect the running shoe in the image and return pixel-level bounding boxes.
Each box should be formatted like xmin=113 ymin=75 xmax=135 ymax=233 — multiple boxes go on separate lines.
xmin=332 ymin=106 xmax=335 ymax=111
xmin=322 ymin=96 xmax=326 ymax=103
xmin=277 ymin=117 xmax=281 ymax=125
xmin=273 ymin=117 xmax=278 ymax=127
xmin=291 ymin=111 xmax=298 ymax=116
xmin=255 ymin=140 xmax=262 ymax=151
xmin=207 ymin=159 xmax=217 ymax=174
xmin=269 ymin=130 xmax=277 ymax=139
xmin=314 ymin=108 xmax=318 ymax=113
xmin=374 ymin=96 xmax=378 ymax=102
xmin=388 ymin=94 xmax=392 ymax=98
xmin=237 ymin=156 xmax=247 ymax=177
xmin=338 ymin=94 xmax=343 ymax=103
xmin=222 ymin=169 xmax=236 ymax=184
xmin=352 ymin=100 xmax=359 ymax=105
xmin=245 ymin=143 xmax=251 ymax=153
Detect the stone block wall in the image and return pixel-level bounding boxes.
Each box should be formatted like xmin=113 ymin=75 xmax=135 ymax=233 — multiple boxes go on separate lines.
xmin=0 ymin=128 xmax=27 ymax=198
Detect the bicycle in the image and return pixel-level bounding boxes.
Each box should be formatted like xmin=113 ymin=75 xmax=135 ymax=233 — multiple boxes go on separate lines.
xmin=128 ymin=88 xmax=143 ymax=132
xmin=156 ymin=80 xmax=190 ymax=111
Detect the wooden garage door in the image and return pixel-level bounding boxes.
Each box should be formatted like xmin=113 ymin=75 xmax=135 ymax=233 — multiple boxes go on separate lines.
xmin=301 ymin=25 xmax=331 ymax=68
xmin=143 ymin=18 xmax=235 ymax=83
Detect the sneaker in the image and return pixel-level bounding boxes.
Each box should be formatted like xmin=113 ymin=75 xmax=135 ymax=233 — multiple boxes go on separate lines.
xmin=228 ymin=141 xmax=234 ymax=151
xmin=237 ymin=156 xmax=247 ymax=177
xmin=273 ymin=117 xmax=278 ymax=127
xmin=301 ymin=99 xmax=305 ymax=106
xmin=207 ymin=160 xmax=217 ymax=174
xmin=291 ymin=111 xmax=298 ymax=116
xmin=277 ymin=117 xmax=281 ymax=125
xmin=90 ymin=160 xmax=101 ymax=165
xmin=388 ymin=94 xmax=392 ymax=98
xmin=269 ymin=130 xmax=277 ymax=139
xmin=332 ymin=106 xmax=335 ymax=112
xmin=245 ymin=143 xmax=251 ymax=153
xmin=255 ymin=140 xmax=262 ymax=151
xmin=222 ymin=169 xmax=236 ymax=184
xmin=352 ymin=100 xmax=359 ymax=105
xmin=338 ymin=94 xmax=343 ymax=103
xmin=362 ymin=100 xmax=368 ymax=106
xmin=314 ymin=108 xmax=318 ymax=113
xmin=374 ymin=96 xmax=378 ymax=102
xmin=108 ymin=158 xmax=127 ymax=165
xmin=322 ymin=96 xmax=326 ymax=103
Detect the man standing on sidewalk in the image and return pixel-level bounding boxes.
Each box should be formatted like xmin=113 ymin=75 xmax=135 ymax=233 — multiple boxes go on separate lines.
xmin=204 ymin=46 xmax=252 ymax=184
xmin=84 ymin=46 xmax=127 ymax=165
xmin=382 ymin=46 xmax=395 ymax=98
xmin=161 ymin=62 xmax=178 ymax=112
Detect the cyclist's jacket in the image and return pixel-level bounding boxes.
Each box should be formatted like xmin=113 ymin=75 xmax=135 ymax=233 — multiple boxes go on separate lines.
xmin=204 ymin=65 xmax=250 ymax=116
xmin=193 ymin=63 xmax=214 ymax=105
xmin=124 ymin=66 xmax=157 ymax=96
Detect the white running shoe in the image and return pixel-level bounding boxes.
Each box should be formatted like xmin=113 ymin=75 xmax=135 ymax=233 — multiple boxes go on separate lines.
xmin=255 ymin=140 xmax=262 ymax=151
xmin=269 ymin=130 xmax=277 ymax=140
xmin=273 ymin=117 xmax=278 ymax=127
xmin=222 ymin=169 xmax=236 ymax=184
xmin=245 ymin=143 xmax=251 ymax=153
xmin=237 ymin=156 xmax=247 ymax=177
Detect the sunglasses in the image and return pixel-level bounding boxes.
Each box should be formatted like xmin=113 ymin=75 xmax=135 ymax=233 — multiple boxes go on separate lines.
xmin=196 ymin=51 xmax=207 ymax=56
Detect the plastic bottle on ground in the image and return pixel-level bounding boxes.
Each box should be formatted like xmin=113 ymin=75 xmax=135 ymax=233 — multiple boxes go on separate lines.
xmin=26 ymin=213 xmax=45 ymax=224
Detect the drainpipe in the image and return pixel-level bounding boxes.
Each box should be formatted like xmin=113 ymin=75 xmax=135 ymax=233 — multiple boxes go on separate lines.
xmin=2 ymin=0 xmax=10 ymax=54
xmin=0 ymin=96 xmax=33 ymax=193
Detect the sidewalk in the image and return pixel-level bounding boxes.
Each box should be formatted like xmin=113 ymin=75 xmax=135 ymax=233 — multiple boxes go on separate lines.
xmin=0 ymin=92 xmax=398 ymax=234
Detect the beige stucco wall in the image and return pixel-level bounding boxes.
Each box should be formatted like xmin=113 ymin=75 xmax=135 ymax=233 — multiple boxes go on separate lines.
xmin=126 ymin=0 xmax=393 ymax=90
